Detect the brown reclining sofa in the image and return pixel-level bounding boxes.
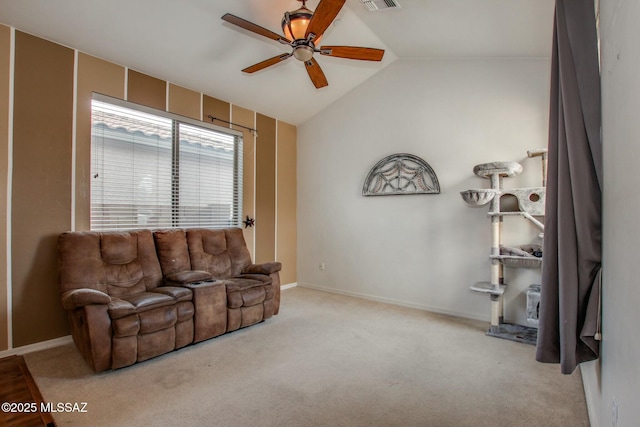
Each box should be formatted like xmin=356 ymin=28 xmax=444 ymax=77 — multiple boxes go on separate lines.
xmin=57 ymin=227 xmax=281 ymax=372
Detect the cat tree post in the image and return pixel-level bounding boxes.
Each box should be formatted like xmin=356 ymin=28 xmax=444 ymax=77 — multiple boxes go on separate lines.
xmin=462 ymin=161 xmax=524 ymax=334
xmin=489 ymin=172 xmax=503 ymax=331
xmin=527 ymin=148 xmax=548 ymax=187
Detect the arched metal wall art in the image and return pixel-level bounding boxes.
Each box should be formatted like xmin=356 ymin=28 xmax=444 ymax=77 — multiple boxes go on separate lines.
xmin=362 ymin=153 xmax=440 ymax=196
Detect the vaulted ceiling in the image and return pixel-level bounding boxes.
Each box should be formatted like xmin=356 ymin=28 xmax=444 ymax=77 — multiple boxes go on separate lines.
xmin=0 ymin=0 xmax=555 ymax=125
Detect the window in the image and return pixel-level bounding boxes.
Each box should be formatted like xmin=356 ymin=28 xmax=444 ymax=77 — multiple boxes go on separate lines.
xmin=90 ymin=95 xmax=243 ymax=231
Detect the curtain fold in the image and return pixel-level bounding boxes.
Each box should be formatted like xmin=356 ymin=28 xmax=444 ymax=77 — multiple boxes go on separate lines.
xmin=535 ymin=0 xmax=602 ymax=375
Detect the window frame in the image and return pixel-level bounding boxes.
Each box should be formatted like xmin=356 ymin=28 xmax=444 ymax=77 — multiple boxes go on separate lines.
xmin=90 ymin=93 xmax=244 ymax=231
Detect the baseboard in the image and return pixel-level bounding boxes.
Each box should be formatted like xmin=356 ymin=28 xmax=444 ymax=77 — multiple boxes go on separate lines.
xmin=0 ymin=335 xmax=73 ymax=359
xmin=580 ymin=360 xmax=600 ymax=427
xmin=298 ymin=282 xmax=487 ymax=322
xmin=281 ymin=282 xmax=297 ymax=290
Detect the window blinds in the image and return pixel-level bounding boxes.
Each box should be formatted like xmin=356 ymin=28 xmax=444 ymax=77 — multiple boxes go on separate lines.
xmin=90 ymin=97 xmax=243 ymax=231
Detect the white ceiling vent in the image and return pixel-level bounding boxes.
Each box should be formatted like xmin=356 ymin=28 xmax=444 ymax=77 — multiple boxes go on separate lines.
xmin=360 ymin=0 xmax=401 ymax=12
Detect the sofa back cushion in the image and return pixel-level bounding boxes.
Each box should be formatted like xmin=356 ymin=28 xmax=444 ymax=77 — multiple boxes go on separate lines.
xmin=58 ymin=230 xmax=163 ymax=297
xmin=153 ymin=229 xmax=191 ymax=276
xmin=186 ymin=228 xmax=252 ymax=278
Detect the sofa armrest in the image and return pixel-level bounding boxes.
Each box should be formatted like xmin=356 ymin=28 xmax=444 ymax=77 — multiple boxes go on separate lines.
xmin=69 ymin=304 xmax=113 ymax=372
xmin=164 ymin=270 xmax=213 ymax=286
xmin=242 ymin=262 xmax=282 ymax=275
xmin=60 ymin=288 xmax=111 ymax=310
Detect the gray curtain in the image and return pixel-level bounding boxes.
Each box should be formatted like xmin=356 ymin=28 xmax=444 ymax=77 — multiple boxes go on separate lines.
xmin=536 ymin=0 xmax=602 ymax=375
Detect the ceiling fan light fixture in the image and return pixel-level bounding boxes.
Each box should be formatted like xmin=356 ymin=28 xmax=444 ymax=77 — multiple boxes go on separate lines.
xmin=293 ymin=45 xmax=314 ymax=61
xmin=281 ymin=3 xmax=322 ymax=44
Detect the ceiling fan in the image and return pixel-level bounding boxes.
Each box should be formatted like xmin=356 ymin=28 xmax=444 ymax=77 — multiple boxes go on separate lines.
xmin=222 ymin=0 xmax=385 ymax=88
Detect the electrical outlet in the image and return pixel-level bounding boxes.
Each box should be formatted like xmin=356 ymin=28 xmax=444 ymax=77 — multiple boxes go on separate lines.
xmin=612 ymin=397 xmax=618 ymax=427
xmin=319 ymin=262 xmax=326 ymax=271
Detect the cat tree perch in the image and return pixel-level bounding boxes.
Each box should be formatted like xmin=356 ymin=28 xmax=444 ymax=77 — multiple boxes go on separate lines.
xmin=460 ymin=149 xmax=547 ymax=344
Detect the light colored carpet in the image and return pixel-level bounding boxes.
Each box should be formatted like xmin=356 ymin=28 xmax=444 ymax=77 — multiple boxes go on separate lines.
xmin=24 ymin=287 xmax=589 ymax=427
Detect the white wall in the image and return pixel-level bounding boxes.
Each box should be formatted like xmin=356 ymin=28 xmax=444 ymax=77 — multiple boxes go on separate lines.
xmin=581 ymin=1 xmax=640 ymax=426
xmin=298 ymin=57 xmax=550 ymax=325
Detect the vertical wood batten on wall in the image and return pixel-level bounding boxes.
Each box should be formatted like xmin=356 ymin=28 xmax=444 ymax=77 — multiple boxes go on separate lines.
xmin=127 ymin=69 xmax=166 ymax=110
xmin=12 ymin=31 xmax=73 ymax=346
xmin=0 ymin=25 xmax=11 ymax=350
xmin=231 ymin=105 xmax=256 ymax=259
xmin=276 ymin=121 xmax=297 ymax=285
xmin=75 ymin=53 xmax=125 ymax=231
xmin=255 ymin=114 xmax=276 ymax=264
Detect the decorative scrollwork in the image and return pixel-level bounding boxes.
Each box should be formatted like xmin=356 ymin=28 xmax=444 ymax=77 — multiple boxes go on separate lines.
xmin=362 ymin=153 xmax=440 ymax=196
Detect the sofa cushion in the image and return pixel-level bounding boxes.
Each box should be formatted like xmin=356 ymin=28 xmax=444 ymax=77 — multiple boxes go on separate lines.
xmin=112 ymin=303 xmax=194 ymax=344
xmin=224 ymin=278 xmax=268 ymax=309
xmin=154 ymin=229 xmax=191 ymax=275
xmin=101 ymin=232 xmax=138 ymax=265
xmin=137 ymin=328 xmax=176 ymax=362
xmin=241 ymin=287 xmax=266 ymax=307
xmin=112 ymin=315 xmax=140 ymax=338
xmin=188 ymin=229 xmax=232 ymax=277
xmin=264 ymin=284 xmax=275 ymax=301
xmin=108 ymin=292 xmax=175 ymax=319
xmin=139 ymin=306 xmax=177 ymax=334
xmin=58 ymin=232 xmax=107 ymax=293
xmin=104 ymin=261 xmax=146 ymax=296
xmin=58 ymin=230 xmax=164 ymax=298
xmin=176 ymin=301 xmax=195 ymax=322
xmin=186 ymin=228 xmax=252 ymax=278
xmin=101 ymin=231 xmax=164 ymax=295
xmin=153 ymin=286 xmax=193 ymax=302
xmin=201 ymin=229 xmax=227 ymax=256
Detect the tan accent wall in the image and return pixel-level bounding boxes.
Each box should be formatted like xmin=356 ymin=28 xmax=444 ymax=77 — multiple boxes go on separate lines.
xmin=127 ymin=69 xmax=166 ymax=110
xmin=76 ymin=53 xmax=125 ymax=231
xmin=276 ymin=121 xmax=297 ymax=285
xmin=232 ymin=106 xmax=256 ymax=259
xmin=168 ymin=84 xmax=200 ymax=120
xmin=0 ymin=28 xmax=296 ymax=349
xmin=12 ymin=31 xmax=73 ymax=346
xmin=203 ymin=95 xmax=230 ymax=126
xmin=0 ymin=25 xmax=11 ymax=350
xmin=255 ymin=114 xmax=276 ymax=264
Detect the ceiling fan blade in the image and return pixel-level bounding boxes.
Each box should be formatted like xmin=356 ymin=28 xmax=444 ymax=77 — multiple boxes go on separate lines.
xmin=242 ymin=53 xmax=293 ymax=73
xmin=305 ymin=0 xmax=346 ymax=41
xmin=222 ymin=13 xmax=291 ymax=44
xmin=320 ymin=46 xmax=385 ymax=61
xmin=304 ymin=58 xmax=329 ymax=88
